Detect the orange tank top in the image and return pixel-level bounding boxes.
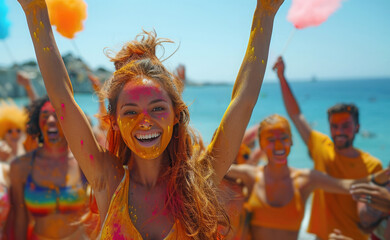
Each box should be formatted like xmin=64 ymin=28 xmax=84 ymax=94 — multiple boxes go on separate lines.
xmin=246 ymin=168 xmax=305 ymax=231
xmin=99 ymin=167 xmax=187 ymax=239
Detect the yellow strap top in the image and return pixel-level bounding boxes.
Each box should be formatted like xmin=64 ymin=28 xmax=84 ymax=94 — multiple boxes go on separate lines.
xmin=99 ymin=167 xmax=185 ymax=239
xmin=245 ymin=167 xmax=305 ymax=231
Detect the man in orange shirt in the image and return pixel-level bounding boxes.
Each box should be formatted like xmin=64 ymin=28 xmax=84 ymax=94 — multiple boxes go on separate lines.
xmin=273 ymin=57 xmax=383 ymax=240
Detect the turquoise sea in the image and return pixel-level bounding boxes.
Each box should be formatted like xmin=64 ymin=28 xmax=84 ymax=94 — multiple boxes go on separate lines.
xmin=12 ymin=78 xmax=390 ymax=239
xmin=183 ymin=79 xmax=390 ymax=168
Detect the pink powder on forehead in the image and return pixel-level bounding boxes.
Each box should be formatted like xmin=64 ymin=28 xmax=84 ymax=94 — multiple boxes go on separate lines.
xmin=123 ymin=84 xmax=165 ymax=102
xmin=41 ymin=101 xmax=55 ymax=112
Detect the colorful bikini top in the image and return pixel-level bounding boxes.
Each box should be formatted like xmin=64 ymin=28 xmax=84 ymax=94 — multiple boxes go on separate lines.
xmin=100 ymin=166 xmax=188 ymax=240
xmin=24 ymin=150 xmax=87 ymax=217
xmin=246 ymin=167 xmax=305 ymax=231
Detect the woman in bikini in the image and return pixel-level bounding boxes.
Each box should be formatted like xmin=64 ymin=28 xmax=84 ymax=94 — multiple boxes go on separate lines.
xmin=16 ymin=0 xmax=284 ymax=238
xmin=226 ymin=114 xmax=389 ymax=240
xmin=10 ymin=96 xmax=88 ymax=239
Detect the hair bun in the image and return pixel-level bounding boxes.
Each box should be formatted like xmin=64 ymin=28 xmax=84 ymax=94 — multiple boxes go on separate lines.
xmin=107 ymin=30 xmax=173 ymax=71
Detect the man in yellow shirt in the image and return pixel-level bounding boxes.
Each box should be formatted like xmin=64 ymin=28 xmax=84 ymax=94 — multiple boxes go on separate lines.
xmin=273 ymin=57 xmax=383 ymax=240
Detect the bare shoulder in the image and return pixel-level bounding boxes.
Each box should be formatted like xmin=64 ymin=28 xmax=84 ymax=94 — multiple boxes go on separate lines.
xmin=291 ymin=168 xmax=312 ymax=187
xmin=11 ymin=152 xmax=33 ymax=171
xmin=10 ymin=151 xmax=34 ymax=182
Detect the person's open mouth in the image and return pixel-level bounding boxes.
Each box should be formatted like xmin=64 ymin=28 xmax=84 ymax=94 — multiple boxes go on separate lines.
xmin=135 ymin=132 xmax=161 ymax=147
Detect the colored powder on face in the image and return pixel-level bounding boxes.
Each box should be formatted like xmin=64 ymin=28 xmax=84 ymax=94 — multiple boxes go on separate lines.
xmin=60 ymin=116 xmax=64 ymax=120
xmin=262 ymin=59 xmax=265 ymax=64
xmin=61 ymin=103 xmax=65 ymax=108
xmin=80 ymin=140 xmax=83 ymax=146
xmin=89 ymin=154 xmax=94 ymax=162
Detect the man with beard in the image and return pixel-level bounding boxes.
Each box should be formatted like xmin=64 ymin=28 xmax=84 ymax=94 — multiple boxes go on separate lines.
xmin=273 ymin=56 xmax=383 ymax=240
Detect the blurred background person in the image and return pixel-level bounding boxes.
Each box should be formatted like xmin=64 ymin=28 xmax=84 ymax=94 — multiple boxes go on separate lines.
xmin=10 ymin=96 xmax=89 ymax=240
xmin=225 ymin=114 xmax=387 ymax=240
xmin=273 ymin=56 xmax=383 ymax=240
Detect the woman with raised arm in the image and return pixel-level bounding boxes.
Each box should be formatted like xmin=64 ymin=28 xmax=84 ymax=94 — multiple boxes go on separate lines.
xmin=226 ymin=114 xmax=389 ymax=240
xmin=17 ymin=0 xmax=284 ymax=239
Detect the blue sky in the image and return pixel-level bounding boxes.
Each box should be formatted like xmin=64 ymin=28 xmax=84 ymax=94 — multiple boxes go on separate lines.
xmin=1 ymin=0 xmax=390 ymax=83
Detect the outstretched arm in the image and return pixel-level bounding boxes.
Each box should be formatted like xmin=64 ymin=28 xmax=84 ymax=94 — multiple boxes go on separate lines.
xmin=225 ymin=164 xmax=257 ymax=188
xmin=209 ymin=0 xmax=284 ymax=183
xmin=308 ymin=168 xmax=390 ymax=195
xmin=17 ymin=0 xmax=118 ymax=188
xmin=273 ymin=56 xmax=311 ymax=144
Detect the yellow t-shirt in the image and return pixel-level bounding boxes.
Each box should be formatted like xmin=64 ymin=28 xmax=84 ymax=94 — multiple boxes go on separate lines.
xmin=307 ymin=131 xmax=382 ymax=240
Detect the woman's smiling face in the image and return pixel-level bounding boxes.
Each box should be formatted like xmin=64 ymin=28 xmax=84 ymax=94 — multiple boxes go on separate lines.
xmin=259 ymin=122 xmax=292 ymax=165
xmin=115 ymin=77 xmax=176 ymax=160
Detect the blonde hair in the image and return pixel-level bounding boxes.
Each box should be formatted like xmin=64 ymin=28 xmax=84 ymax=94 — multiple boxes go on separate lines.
xmin=0 ymin=100 xmax=27 ymax=139
xmin=99 ymin=31 xmax=228 ymax=239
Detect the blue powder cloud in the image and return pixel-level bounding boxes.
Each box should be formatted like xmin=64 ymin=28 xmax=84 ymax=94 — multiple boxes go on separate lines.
xmin=0 ymin=0 xmax=11 ymax=39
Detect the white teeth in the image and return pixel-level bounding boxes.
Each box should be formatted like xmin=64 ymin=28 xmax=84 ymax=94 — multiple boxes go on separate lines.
xmin=274 ymin=150 xmax=285 ymax=155
xmin=136 ymin=132 xmax=161 ymax=140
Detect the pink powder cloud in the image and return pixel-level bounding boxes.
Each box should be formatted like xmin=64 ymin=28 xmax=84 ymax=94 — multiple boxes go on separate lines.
xmin=287 ymin=0 xmax=343 ymax=29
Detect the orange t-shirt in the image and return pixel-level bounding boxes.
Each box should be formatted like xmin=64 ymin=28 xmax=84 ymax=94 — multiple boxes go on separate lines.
xmin=307 ymin=131 xmax=382 ymax=240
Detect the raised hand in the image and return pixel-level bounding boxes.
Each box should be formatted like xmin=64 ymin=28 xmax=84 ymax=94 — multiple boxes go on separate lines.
xmin=16 ymin=72 xmax=31 ymax=87
xmin=175 ymin=64 xmax=185 ymax=82
xmin=87 ymin=73 xmax=102 ymax=92
xmin=273 ymin=56 xmax=285 ymax=77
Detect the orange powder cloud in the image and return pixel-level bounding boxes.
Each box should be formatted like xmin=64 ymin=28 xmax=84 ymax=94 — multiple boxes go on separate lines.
xmin=46 ymin=0 xmax=87 ymax=39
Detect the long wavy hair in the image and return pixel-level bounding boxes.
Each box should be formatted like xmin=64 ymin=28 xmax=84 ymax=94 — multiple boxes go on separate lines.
xmin=99 ymin=31 xmax=229 ymax=239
